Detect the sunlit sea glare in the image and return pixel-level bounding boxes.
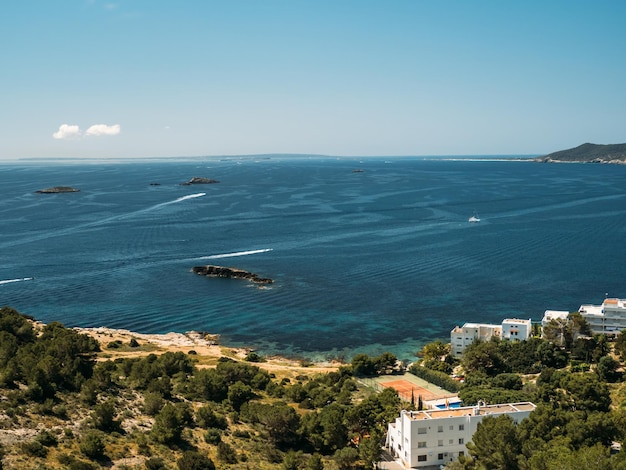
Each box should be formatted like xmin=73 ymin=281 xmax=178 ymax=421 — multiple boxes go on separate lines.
xmin=1 ymin=156 xmax=625 ymax=361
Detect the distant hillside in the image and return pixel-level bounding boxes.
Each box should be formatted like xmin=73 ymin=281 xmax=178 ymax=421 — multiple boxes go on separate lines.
xmin=535 ymin=143 xmax=626 ymax=164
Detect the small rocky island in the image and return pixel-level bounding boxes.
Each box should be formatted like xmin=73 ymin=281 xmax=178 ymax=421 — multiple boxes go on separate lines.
xmin=181 ymin=177 xmax=220 ymax=185
xmin=535 ymin=143 xmax=626 ymax=164
xmin=35 ymin=186 xmax=80 ymax=193
xmin=192 ymin=265 xmax=273 ymax=285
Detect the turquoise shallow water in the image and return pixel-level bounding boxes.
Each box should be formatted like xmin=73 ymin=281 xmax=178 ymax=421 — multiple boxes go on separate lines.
xmin=1 ymin=156 xmax=625 ymax=360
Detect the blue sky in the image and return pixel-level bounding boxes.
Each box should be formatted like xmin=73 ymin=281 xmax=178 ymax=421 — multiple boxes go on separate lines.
xmin=1 ymin=0 xmax=625 ymax=160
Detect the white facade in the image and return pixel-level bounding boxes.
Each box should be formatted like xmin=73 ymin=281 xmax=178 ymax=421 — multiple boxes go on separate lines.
xmin=502 ymin=318 xmax=532 ymax=340
xmin=386 ymin=402 xmax=536 ymax=469
xmin=579 ymin=298 xmax=626 ymax=335
xmin=541 ymin=310 xmax=569 ymax=329
xmin=450 ymin=323 xmax=501 ymax=356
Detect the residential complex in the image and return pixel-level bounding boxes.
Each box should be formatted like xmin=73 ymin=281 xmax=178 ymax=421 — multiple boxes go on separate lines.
xmin=540 ymin=298 xmax=626 ymax=337
xmin=579 ymin=297 xmax=626 ymax=336
xmin=502 ymin=318 xmax=532 ymax=340
xmin=386 ymin=402 xmax=536 ymax=469
xmin=451 ymin=318 xmax=531 ymax=356
xmin=541 ymin=310 xmax=569 ymax=328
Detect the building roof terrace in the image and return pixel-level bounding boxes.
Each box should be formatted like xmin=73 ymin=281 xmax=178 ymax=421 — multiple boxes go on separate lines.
xmin=402 ymin=402 xmax=535 ymax=420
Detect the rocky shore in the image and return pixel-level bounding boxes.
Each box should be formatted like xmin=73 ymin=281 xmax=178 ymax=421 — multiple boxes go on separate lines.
xmin=74 ymin=326 xmax=340 ymax=372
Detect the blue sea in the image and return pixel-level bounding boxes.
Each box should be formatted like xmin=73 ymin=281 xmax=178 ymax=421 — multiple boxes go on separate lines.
xmin=1 ymin=156 xmax=625 ymax=361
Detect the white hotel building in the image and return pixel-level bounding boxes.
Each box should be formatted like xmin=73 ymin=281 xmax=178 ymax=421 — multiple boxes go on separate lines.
xmin=451 ymin=318 xmax=532 ymax=356
xmin=579 ymin=298 xmax=626 ymax=336
xmin=386 ymin=402 xmax=536 ymax=469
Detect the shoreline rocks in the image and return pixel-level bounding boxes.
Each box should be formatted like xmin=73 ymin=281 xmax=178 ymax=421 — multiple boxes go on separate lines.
xmin=192 ymin=265 xmax=274 ymax=284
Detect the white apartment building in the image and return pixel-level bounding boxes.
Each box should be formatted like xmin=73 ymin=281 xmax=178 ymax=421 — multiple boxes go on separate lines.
xmin=502 ymin=318 xmax=532 ymax=340
xmin=386 ymin=402 xmax=536 ymax=469
xmin=541 ymin=310 xmax=570 ymax=329
xmin=579 ymin=298 xmax=626 ymax=336
xmin=450 ymin=323 xmax=501 ymax=356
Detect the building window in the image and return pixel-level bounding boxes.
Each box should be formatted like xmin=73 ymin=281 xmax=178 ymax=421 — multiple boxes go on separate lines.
xmin=438 ymin=425 xmax=443 ymax=433
xmin=459 ymin=424 xmax=465 ymax=431
xmin=418 ymin=455 xmax=427 ymax=462
xmin=418 ymin=442 xmax=427 ymax=448
xmin=418 ymin=427 xmax=427 ymax=434
xmin=449 ymin=439 xmax=453 ymax=445
xmin=459 ymin=451 xmax=464 ymax=457
xmin=438 ymin=440 xmax=443 ymax=447
xmin=438 ymin=453 xmax=444 ymax=460
xmin=459 ymin=438 xmax=464 ymax=444
xmin=449 ymin=425 xmax=454 ymax=430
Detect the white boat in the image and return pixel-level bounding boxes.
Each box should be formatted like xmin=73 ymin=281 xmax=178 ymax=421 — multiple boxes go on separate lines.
xmin=469 ymin=215 xmax=480 ymax=223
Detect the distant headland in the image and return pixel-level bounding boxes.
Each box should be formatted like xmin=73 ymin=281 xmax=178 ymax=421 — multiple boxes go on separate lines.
xmin=535 ymin=143 xmax=626 ymax=164
xmin=35 ymin=186 xmax=80 ymax=193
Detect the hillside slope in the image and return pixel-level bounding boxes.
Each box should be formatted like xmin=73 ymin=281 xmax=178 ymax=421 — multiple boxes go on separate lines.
xmin=535 ymin=143 xmax=626 ymax=163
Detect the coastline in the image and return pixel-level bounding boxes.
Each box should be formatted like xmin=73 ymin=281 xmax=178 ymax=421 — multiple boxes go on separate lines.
xmin=73 ymin=326 xmax=342 ymax=375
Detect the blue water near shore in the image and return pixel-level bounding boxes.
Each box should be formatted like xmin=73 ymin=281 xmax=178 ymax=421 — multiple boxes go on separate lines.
xmin=1 ymin=156 xmax=625 ymax=361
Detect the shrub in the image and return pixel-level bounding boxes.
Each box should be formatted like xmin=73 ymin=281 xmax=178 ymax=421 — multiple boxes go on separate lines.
xmin=143 ymin=391 xmax=165 ymax=416
xmin=245 ymin=352 xmax=263 ymax=362
xmin=69 ymin=461 xmax=98 ymax=470
xmin=79 ymin=430 xmax=106 ymax=460
xmin=152 ymin=404 xmax=185 ymax=445
xmin=56 ymin=453 xmax=73 ymax=465
xmin=36 ymin=429 xmax=58 ymax=447
xmin=409 ymin=364 xmax=461 ymax=392
xmin=92 ymin=400 xmax=122 ymax=432
xmin=145 ymin=457 xmax=168 ymax=470
xmin=217 ymin=441 xmax=238 ymax=464
xmin=177 ymin=450 xmax=216 ymax=470
xmin=196 ymin=405 xmax=228 ymax=429
xmin=204 ymin=428 xmax=222 ymax=445
xmin=21 ymin=440 xmax=48 ymax=458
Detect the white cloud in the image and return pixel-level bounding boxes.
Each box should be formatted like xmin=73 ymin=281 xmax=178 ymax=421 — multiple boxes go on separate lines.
xmin=52 ymin=124 xmax=81 ymax=140
xmin=85 ymin=124 xmax=121 ymax=136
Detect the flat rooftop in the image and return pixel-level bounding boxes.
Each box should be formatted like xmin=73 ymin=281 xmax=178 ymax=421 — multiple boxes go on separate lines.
xmin=579 ymin=305 xmax=605 ymax=316
xmin=403 ymin=402 xmax=536 ymax=420
xmin=460 ymin=323 xmax=501 ymax=329
xmin=604 ymin=298 xmax=626 ymax=308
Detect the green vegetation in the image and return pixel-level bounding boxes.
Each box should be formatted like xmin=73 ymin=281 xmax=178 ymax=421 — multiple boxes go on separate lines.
xmin=0 ymin=307 xmax=402 ymax=469
xmin=4 ymin=305 xmax=626 ymax=469
xmin=414 ymin=315 xmax=626 ymax=469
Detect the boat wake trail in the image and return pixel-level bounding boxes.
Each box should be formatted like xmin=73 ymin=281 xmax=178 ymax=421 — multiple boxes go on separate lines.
xmin=0 ymin=193 xmax=207 ymax=250
xmin=172 ymin=192 xmax=207 ymax=203
xmin=0 ymin=277 xmax=34 ymax=285
xmin=151 ymin=193 xmax=206 ymax=209
xmin=197 ymin=248 xmax=273 ymax=260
